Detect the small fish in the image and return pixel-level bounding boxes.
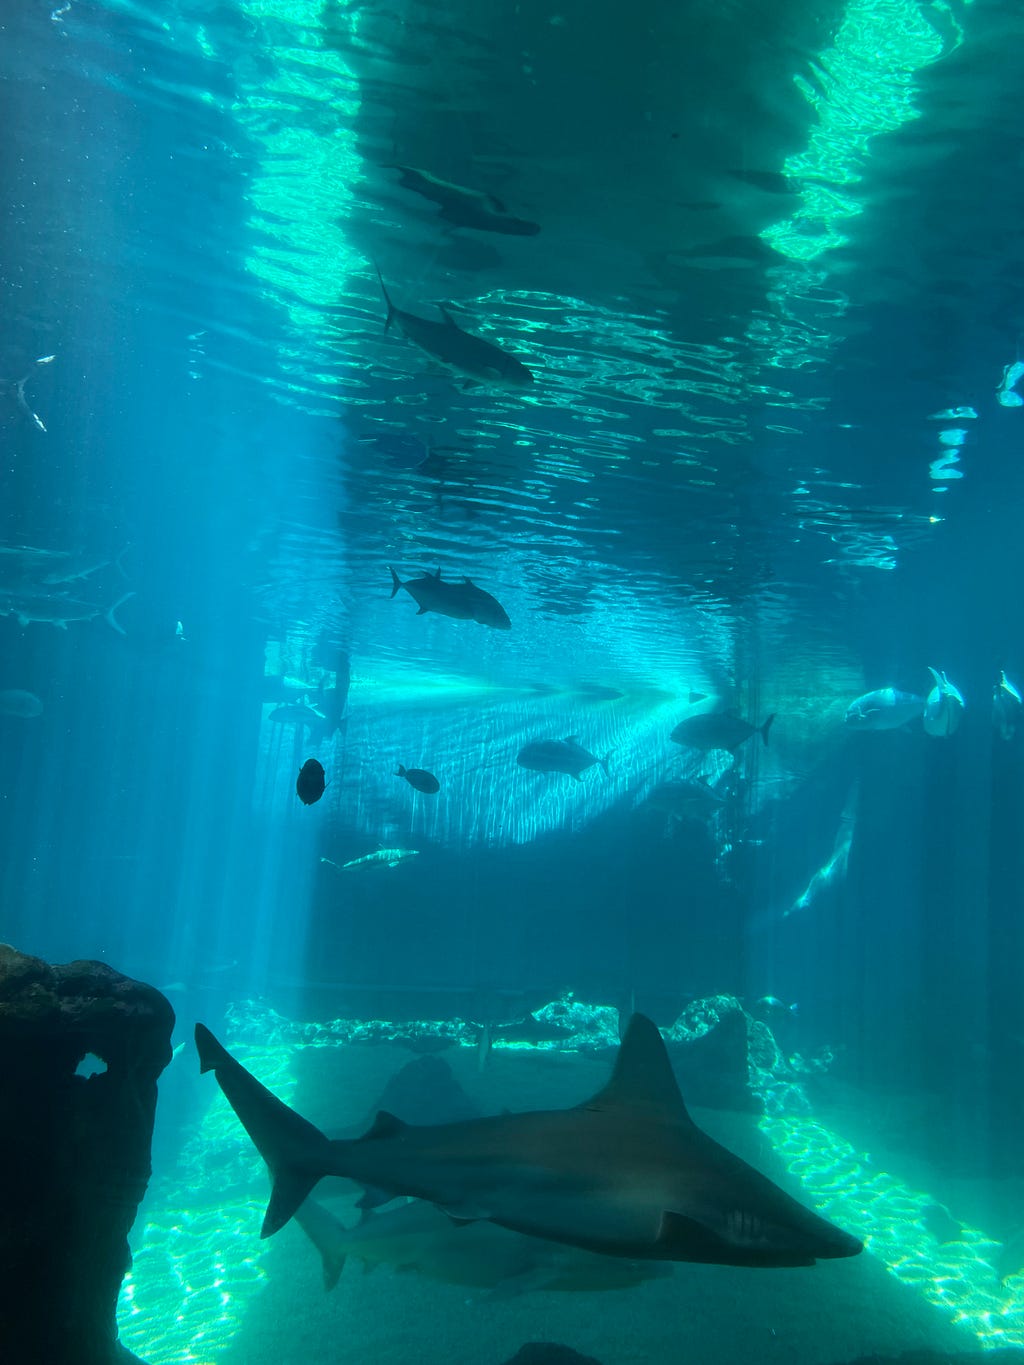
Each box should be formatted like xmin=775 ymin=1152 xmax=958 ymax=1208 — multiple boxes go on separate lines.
xmin=340 ymin=848 xmax=420 ymax=871
xmin=375 ymin=266 xmax=534 ymax=388
xmin=994 ymin=671 xmax=1022 ymax=741
xmin=387 ymin=165 xmax=541 ymax=236
xmin=296 ymin=758 xmax=327 ymax=806
xmin=670 ymin=710 xmax=774 ymax=754
xmin=396 ymin=764 xmax=440 ymax=795
xmin=844 ymin=688 xmax=924 ymax=732
xmin=516 ymin=737 xmax=610 ymax=781
xmin=5 ymin=353 xmax=55 ymax=431
xmin=269 ymin=701 xmax=327 ymax=731
xmin=0 ymin=689 xmax=42 ymax=718
xmin=752 ymin=996 xmax=798 ymax=1019
xmin=923 ymin=667 xmax=965 ymax=738
xmin=389 ymin=566 xmax=511 ymax=630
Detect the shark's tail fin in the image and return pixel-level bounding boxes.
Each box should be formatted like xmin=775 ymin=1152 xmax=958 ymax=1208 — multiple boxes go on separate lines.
xmin=388 ymin=565 xmax=403 ymax=598
xmin=373 ymin=263 xmax=395 ymax=331
xmin=105 ymin=591 xmax=136 ymax=636
xmin=760 ymin=714 xmax=775 ymax=747
xmin=195 ymin=1024 xmax=334 ymax=1238
xmin=292 ymin=1195 xmax=349 ymax=1291
xmin=599 ymin=752 xmax=613 ymax=777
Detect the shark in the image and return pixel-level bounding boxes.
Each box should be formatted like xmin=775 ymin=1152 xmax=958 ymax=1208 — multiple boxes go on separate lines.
xmin=294 ymin=1194 xmax=673 ymax=1295
xmin=374 ymin=266 xmax=534 ymax=388
xmin=194 ymin=1013 xmax=862 ymax=1268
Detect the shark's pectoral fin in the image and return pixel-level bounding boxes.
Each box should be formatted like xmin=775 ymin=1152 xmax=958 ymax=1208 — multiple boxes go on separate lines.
xmin=416 ymin=606 xmax=429 ymax=614
xmin=438 ymin=1202 xmax=490 ymax=1224
xmin=656 ymin=1209 xmax=726 ymax=1259
xmin=355 ymin=1183 xmax=400 ymax=1210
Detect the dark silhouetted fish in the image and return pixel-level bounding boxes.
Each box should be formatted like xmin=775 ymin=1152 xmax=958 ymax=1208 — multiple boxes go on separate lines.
xmin=375 ymin=266 xmax=534 ymax=388
xmin=517 ymin=738 xmax=610 ymax=781
xmin=396 ymin=764 xmax=440 ymax=794
xmin=296 ymin=759 xmax=327 ymax=805
xmin=670 ymin=710 xmax=774 ymax=754
xmin=387 ymin=165 xmax=541 ymax=236
xmin=389 ymin=566 xmax=511 ymax=629
xmin=195 ymin=1013 xmax=862 ymax=1267
xmin=645 ymin=778 xmax=724 ymax=820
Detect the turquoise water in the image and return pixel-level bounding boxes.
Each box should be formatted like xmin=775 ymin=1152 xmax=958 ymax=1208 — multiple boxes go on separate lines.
xmin=3 ymin=0 xmax=1024 ymax=1360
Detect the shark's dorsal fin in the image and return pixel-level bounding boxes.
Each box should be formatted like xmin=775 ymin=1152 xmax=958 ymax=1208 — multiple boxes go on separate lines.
xmin=582 ymin=1014 xmax=692 ymax=1124
xmin=364 ymin=1110 xmax=407 ymax=1140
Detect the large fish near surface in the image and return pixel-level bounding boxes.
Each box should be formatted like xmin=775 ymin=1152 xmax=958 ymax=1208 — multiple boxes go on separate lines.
xmin=923 ymin=667 xmax=964 ymax=738
xmin=517 ymin=737 xmax=610 ymax=781
xmin=670 ymin=710 xmax=774 ymax=754
xmin=389 ymin=566 xmax=511 ymax=629
xmin=375 ymin=266 xmax=534 ymax=388
xmin=387 ymin=166 xmax=541 ymax=237
xmin=844 ymin=687 xmax=923 ymax=731
xmin=194 ymin=1013 xmax=862 ymax=1268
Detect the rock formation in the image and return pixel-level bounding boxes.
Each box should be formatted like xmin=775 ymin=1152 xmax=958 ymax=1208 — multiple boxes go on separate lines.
xmin=0 ymin=943 xmax=173 ymax=1365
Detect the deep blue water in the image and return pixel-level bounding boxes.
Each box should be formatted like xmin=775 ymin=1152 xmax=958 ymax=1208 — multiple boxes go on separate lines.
xmin=4 ymin=0 xmax=1024 ymax=1360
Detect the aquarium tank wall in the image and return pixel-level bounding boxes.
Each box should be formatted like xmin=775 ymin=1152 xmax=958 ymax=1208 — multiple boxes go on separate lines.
xmin=2 ymin=0 xmax=1024 ymax=1362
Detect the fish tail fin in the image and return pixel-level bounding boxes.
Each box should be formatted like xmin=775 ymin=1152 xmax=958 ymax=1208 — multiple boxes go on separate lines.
xmin=105 ymin=591 xmax=136 ymax=636
xmin=373 ymin=263 xmax=395 ymax=331
xmin=194 ymin=1024 xmax=336 ymax=1238
xmin=321 ymin=1248 xmax=346 ymax=1291
xmin=388 ymin=565 xmax=403 ymax=598
xmin=760 ymin=714 xmax=776 ymax=747
xmin=600 ymin=752 xmax=613 ymax=776
xmin=395 ymin=764 xmax=406 ymax=776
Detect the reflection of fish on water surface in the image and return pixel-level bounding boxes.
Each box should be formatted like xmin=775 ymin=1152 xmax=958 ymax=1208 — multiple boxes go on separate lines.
xmin=385 ymin=165 xmax=541 ymax=237
xmin=196 ymin=1013 xmax=862 ymax=1268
